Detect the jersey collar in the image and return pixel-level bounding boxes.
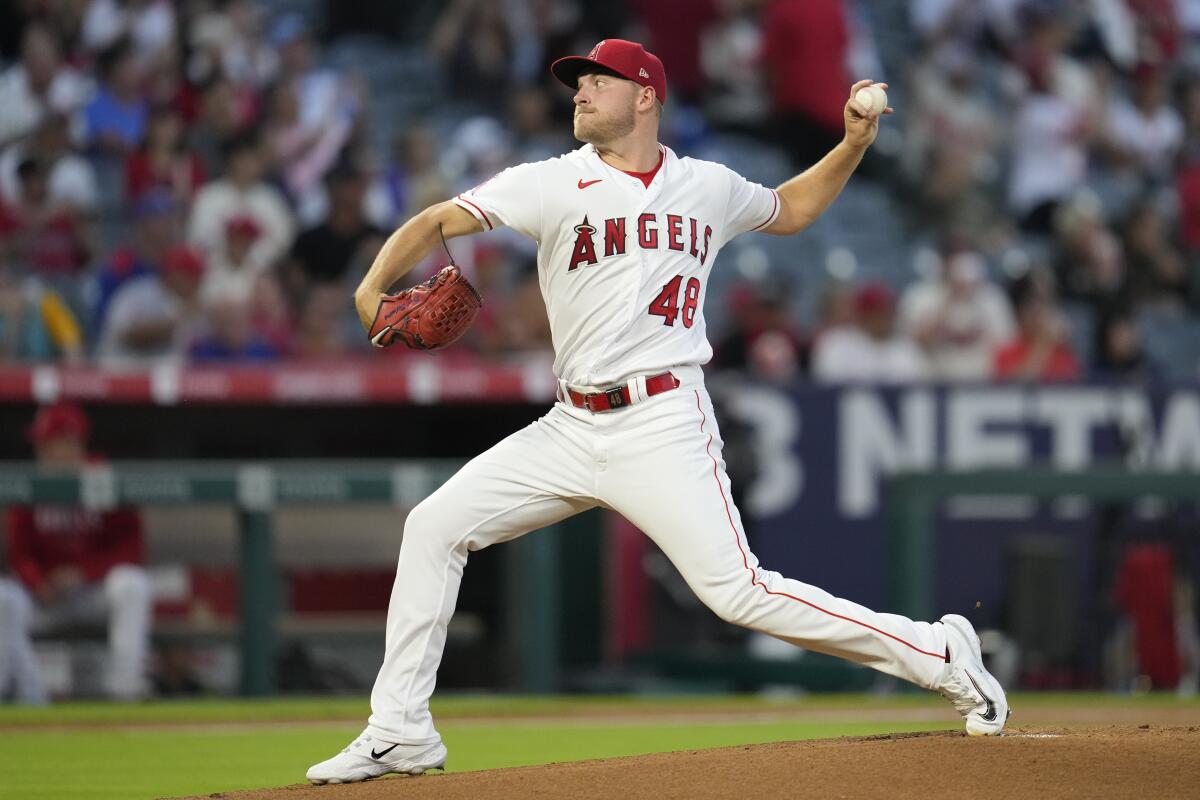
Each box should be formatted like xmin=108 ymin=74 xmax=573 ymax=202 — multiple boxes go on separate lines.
xmin=584 ymin=143 xmax=672 ymax=192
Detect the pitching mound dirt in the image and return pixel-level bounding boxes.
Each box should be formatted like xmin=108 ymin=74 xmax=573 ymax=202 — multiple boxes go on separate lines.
xmin=178 ymin=725 xmax=1199 ymax=800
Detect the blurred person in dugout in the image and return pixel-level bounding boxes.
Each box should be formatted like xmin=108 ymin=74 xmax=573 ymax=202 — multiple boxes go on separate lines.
xmin=0 ymin=403 xmax=151 ymax=703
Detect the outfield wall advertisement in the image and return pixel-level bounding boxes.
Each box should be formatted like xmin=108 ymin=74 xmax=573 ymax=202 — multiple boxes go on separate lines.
xmin=714 ymin=381 xmax=1200 ymax=617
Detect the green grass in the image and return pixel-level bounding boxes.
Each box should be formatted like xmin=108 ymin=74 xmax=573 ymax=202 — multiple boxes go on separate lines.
xmin=0 ymin=719 xmax=958 ymax=800
xmin=0 ymin=693 xmax=1196 ymax=800
xmin=3 ymin=690 xmax=1194 ymax=726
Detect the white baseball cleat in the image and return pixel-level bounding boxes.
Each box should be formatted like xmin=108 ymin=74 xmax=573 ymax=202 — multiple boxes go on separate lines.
xmin=938 ymin=614 xmax=1009 ymax=736
xmin=306 ymin=730 xmax=447 ymax=784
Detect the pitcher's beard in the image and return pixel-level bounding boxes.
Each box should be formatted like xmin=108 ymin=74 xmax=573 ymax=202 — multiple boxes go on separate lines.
xmin=574 ymin=106 xmax=636 ymax=145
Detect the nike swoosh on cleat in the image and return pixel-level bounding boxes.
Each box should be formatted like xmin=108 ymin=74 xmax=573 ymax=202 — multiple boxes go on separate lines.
xmin=965 ymin=671 xmax=998 ymax=722
xmin=370 ymin=743 xmax=400 ymax=759
xmin=577 ymin=178 xmax=603 ymax=189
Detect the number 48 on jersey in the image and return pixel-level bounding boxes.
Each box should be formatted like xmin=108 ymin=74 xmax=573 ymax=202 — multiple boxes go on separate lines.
xmin=649 ymin=275 xmax=701 ymax=328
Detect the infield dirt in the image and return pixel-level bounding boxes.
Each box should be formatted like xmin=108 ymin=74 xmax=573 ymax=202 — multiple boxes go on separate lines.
xmin=176 ymin=724 xmax=1199 ymax=800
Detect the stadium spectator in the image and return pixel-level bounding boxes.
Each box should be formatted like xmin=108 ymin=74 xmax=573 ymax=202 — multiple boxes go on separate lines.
xmin=450 ymin=115 xmax=517 ymax=193
xmin=284 ymin=161 xmax=385 ymax=294
xmin=1176 ymin=81 xmax=1200 ymax=254
xmin=264 ymin=77 xmax=360 ymax=224
xmin=908 ymin=0 xmax=1023 ymax=48
xmin=430 ymin=0 xmax=516 ymax=111
xmin=187 ymin=132 xmax=294 ymax=278
xmin=903 ymin=41 xmax=1002 ymax=232
xmin=189 ymin=77 xmax=253 ymax=180
xmin=81 ymin=0 xmax=177 ymax=65
xmin=1006 ymin=13 xmax=1100 ymax=232
xmin=83 ymin=40 xmax=150 ymax=156
xmin=200 ymin=214 xmax=269 ymax=305
xmin=458 ymin=244 xmax=540 ymax=355
xmin=844 ymin=1 xmax=886 ymax=91
xmin=293 ymin=284 xmax=353 ymax=359
xmin=187 ymin=0 xmax=278 ymax=92
xmin=509 ymin=85 xmax=572 ymax=163
xmin=0 ymin=156 xmax=93 ymax=280
xmin=0 ymin=24 xmax=90 ymax=150
xmin=143 ymin=41 xmax=193 ymax=119
xmin=271 ymin=13 xmax=363 ymax=143
xmin=699 ymin=1 xmax=770 ymax=135
xmin=487 ymin=263 xmax=553 ymax=355
xmin=761 ymin=0 xmax=851 ymax=169
xmin=247 ymin=273 xmax=293 ymax=356
xmin=993 ymin=289 xmax=1081 ymax=382
xmin=1092 ymin=306 xmax=1158 ymax=382
xmin=1124 ymin=0 xmax=1183 ymax=64
xmin=1082 ymin=0 xmax=1140 ymax=69
xmin=96 ymin=244 xmax=205 ymax=368
xmin=124 ymin=107 xmax=205 ymax=205
xmin=810 ymin=282 xmax=856 ymax=341
xmin=0 ymin=403 xmax=152 ymax=703
xmin=1103 ymin=65 xmax=1184 ymax=180
xmin=898 ymin=250 xmax=1016 ymax=381
xmin=91 ymin=188 xmax=181 ymax=337
xmin=188 ymin=289 xmax=280 ymax=362
xmin=1053 ymin=192 xmax=1128 ymax=310
xmin=1178 ymin=159 xmax=1200 ymax=257
xmin=711 ymin=279 xmax=806 ymax=382
xmin=374 ymin=126 xmax=452 ymax=227
xmin=0 ymin=113 xmax=99 ymax=217
xmin=634 ymin=0 xmax=720 ymax=105
xmin=0 ymin=249 xmax=84 ymax=363
xmin=812 ymin=282 xmax=926 ymax=383
xmin=1121 ymin=199 xmax=1190 ymax=309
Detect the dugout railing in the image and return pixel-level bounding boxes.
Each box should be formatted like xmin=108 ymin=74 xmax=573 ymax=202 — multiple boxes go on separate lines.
xmin=885 ymin=466 xmax=1199 ymax=622
xmin=0 ymin=461 xmax=584 ymax=697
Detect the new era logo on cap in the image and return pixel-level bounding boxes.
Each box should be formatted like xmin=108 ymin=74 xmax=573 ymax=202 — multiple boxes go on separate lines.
xmin=551 ymin=39 xmax=669 ymax=105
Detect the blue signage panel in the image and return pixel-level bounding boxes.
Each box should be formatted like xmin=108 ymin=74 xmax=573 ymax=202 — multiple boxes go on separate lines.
xmin=714 ymin=383 xmax=1200 ymax=620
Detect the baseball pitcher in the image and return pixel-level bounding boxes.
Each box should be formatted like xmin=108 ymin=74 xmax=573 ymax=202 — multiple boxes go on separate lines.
xmin=307 ymin=39 xmax=1007 ymax=785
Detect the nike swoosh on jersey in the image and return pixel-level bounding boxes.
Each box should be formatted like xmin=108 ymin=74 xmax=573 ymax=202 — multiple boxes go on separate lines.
xmin=577 ymin=178 xmax=603 ymax=189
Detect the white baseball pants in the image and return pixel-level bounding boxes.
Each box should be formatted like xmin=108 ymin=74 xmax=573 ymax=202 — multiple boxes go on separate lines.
xmin=368 ymin=368 xmax=948 ymax=744
xmin=0 ymin=564 xmax=152 ymax=702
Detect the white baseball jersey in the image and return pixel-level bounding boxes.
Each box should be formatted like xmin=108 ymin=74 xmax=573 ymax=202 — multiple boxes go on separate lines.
xmin=453 ymin=144 xmax=780 ymax=388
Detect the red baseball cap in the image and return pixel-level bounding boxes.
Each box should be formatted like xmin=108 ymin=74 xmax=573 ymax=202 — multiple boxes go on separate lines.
xmin=854 ymin=282 xmax=894 ymax=315
xmin=28 ymin=402 xmax=90 ymax=444
xmin=551 ymin=39 xmax=668 ymax=105
xmin=163 ymin=244 xmax=206 ymax=278
xmin=225 ymin=214 xmax=262 ymax=240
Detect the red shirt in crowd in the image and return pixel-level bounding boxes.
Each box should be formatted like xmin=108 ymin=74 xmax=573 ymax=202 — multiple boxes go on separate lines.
xmin=634 ymin=0 xmax=720 ymax=102
xmin=1176 ymin=162 xmax=1200 ymax=251
xmin=1125 ymin=0 xmax=1181 ymax=62
xmin=993 ymin=339 xmax=1081 ymax=381
xmin=762 ymin=0 xmax=850 ymax=130
xmin=4 ymin=505 xmax=144 ymax=592
xmin=0 ymin=201 xmax=91 ymax=275
xmin=124 ymin=150 xmax=205 ymax=205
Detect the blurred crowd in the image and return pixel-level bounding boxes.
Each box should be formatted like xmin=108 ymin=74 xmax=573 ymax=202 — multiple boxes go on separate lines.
xmin=0 ymin=0 xmax=1198 ymax=382
xmin=711 ymin=0 xmax=1200 ymax=384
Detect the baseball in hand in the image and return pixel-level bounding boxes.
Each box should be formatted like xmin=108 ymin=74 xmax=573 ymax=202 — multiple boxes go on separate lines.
xmin=854 ymin=85 xmax=888 ymax=115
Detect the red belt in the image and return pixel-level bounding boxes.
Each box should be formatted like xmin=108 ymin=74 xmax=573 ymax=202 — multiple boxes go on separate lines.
xmin=564 ymin=371 xmax=680 ymax=413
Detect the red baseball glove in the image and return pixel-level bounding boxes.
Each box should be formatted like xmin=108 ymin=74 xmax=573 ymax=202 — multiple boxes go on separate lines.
xmin=368 ymin=265 xmax=482 ymax=350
